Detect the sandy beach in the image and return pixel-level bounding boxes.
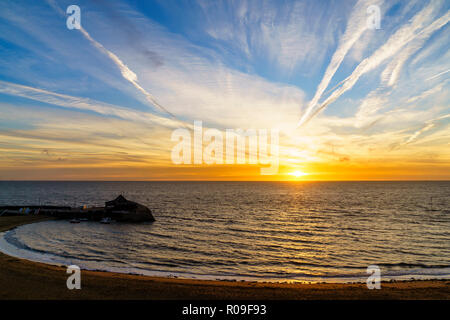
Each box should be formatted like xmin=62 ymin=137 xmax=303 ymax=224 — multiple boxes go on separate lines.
xmin=0 ymin=216 xmax=449 ymax=300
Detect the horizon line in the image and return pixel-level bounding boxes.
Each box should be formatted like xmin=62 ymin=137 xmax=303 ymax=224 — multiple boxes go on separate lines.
xmin=0 ymin=180 xmax=449 ymax=182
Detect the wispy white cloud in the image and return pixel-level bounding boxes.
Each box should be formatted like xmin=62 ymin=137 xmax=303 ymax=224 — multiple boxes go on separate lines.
xmin=0 ymin=80 xmax=182 ymax=129
xmin=406 ymin=80 xmax=448 ymax=103
xmin=194 ymin=0 xmax=340 ymax=75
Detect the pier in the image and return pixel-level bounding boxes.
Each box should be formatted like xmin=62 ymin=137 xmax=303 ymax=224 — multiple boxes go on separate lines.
xmin=0 ymin=195 xmax=155 ymax=222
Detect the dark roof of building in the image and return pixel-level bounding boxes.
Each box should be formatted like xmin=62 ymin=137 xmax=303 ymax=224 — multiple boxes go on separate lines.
xmin=105 ymin=195 xmax=137 ymax=207
xmin=104 ymin=195 xmax=155 ymax=222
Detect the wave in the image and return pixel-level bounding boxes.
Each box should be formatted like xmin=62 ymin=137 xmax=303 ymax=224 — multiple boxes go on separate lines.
xmin=376 ymin=262 xmax=450 ymax=269
xmin=1 ymin=227 xmax=450 ymax=284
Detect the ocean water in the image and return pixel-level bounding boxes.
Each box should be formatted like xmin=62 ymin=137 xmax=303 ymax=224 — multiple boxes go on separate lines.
xmin=0 ymin=181 xmax=449 ymax=283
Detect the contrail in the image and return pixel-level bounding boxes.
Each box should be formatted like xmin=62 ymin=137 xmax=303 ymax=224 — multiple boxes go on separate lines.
xmin=298 ymin=0 xmax=382 ymax=127
xmin=46 ymin=0 xmax=176 ymax=119
xmin=403 ymin=114 xmax=449 ymax=145
xmin=78 ymin=28 xmax=176 ymax=118
xmin=404 ymin=123 xmax=435 ymax=144
xmin=426 ymin=69 xmax=450 ymax=81
xmin=298 ymin=3 xmax=449 ymax=127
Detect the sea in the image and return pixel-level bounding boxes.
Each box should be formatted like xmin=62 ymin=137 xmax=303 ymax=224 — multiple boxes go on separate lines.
xmin=0 ymin=181 xmax=449 ymax=283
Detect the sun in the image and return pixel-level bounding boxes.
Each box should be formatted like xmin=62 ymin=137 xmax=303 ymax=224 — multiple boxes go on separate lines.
xmin=288 ymin=170 xmax=308 ymax=178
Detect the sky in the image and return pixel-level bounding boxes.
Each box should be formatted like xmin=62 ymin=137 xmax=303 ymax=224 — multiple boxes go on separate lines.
xmin=0 ymin=0 xmax=449 ymax=181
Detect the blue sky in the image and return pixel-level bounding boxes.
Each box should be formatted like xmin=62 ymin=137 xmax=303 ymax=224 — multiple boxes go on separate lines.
xmin=0 ymin=0 xmax=449 ymax=180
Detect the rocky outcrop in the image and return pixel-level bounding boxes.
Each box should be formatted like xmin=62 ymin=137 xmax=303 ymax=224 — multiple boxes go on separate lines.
xmin=105 ymin=195 xmax=155 ymax=222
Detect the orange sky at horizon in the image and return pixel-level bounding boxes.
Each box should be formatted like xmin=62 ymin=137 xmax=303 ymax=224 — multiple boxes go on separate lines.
xmin=1 ymin=161 xmax=448 ymax=181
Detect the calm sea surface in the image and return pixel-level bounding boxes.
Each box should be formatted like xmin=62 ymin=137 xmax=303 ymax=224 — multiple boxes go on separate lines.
xmin=0 ymin=181 xmax=449 ymax=282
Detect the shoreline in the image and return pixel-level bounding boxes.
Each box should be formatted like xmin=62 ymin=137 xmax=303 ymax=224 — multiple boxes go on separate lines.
xmin=0 ymin=216 xmax=449 ymax=299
